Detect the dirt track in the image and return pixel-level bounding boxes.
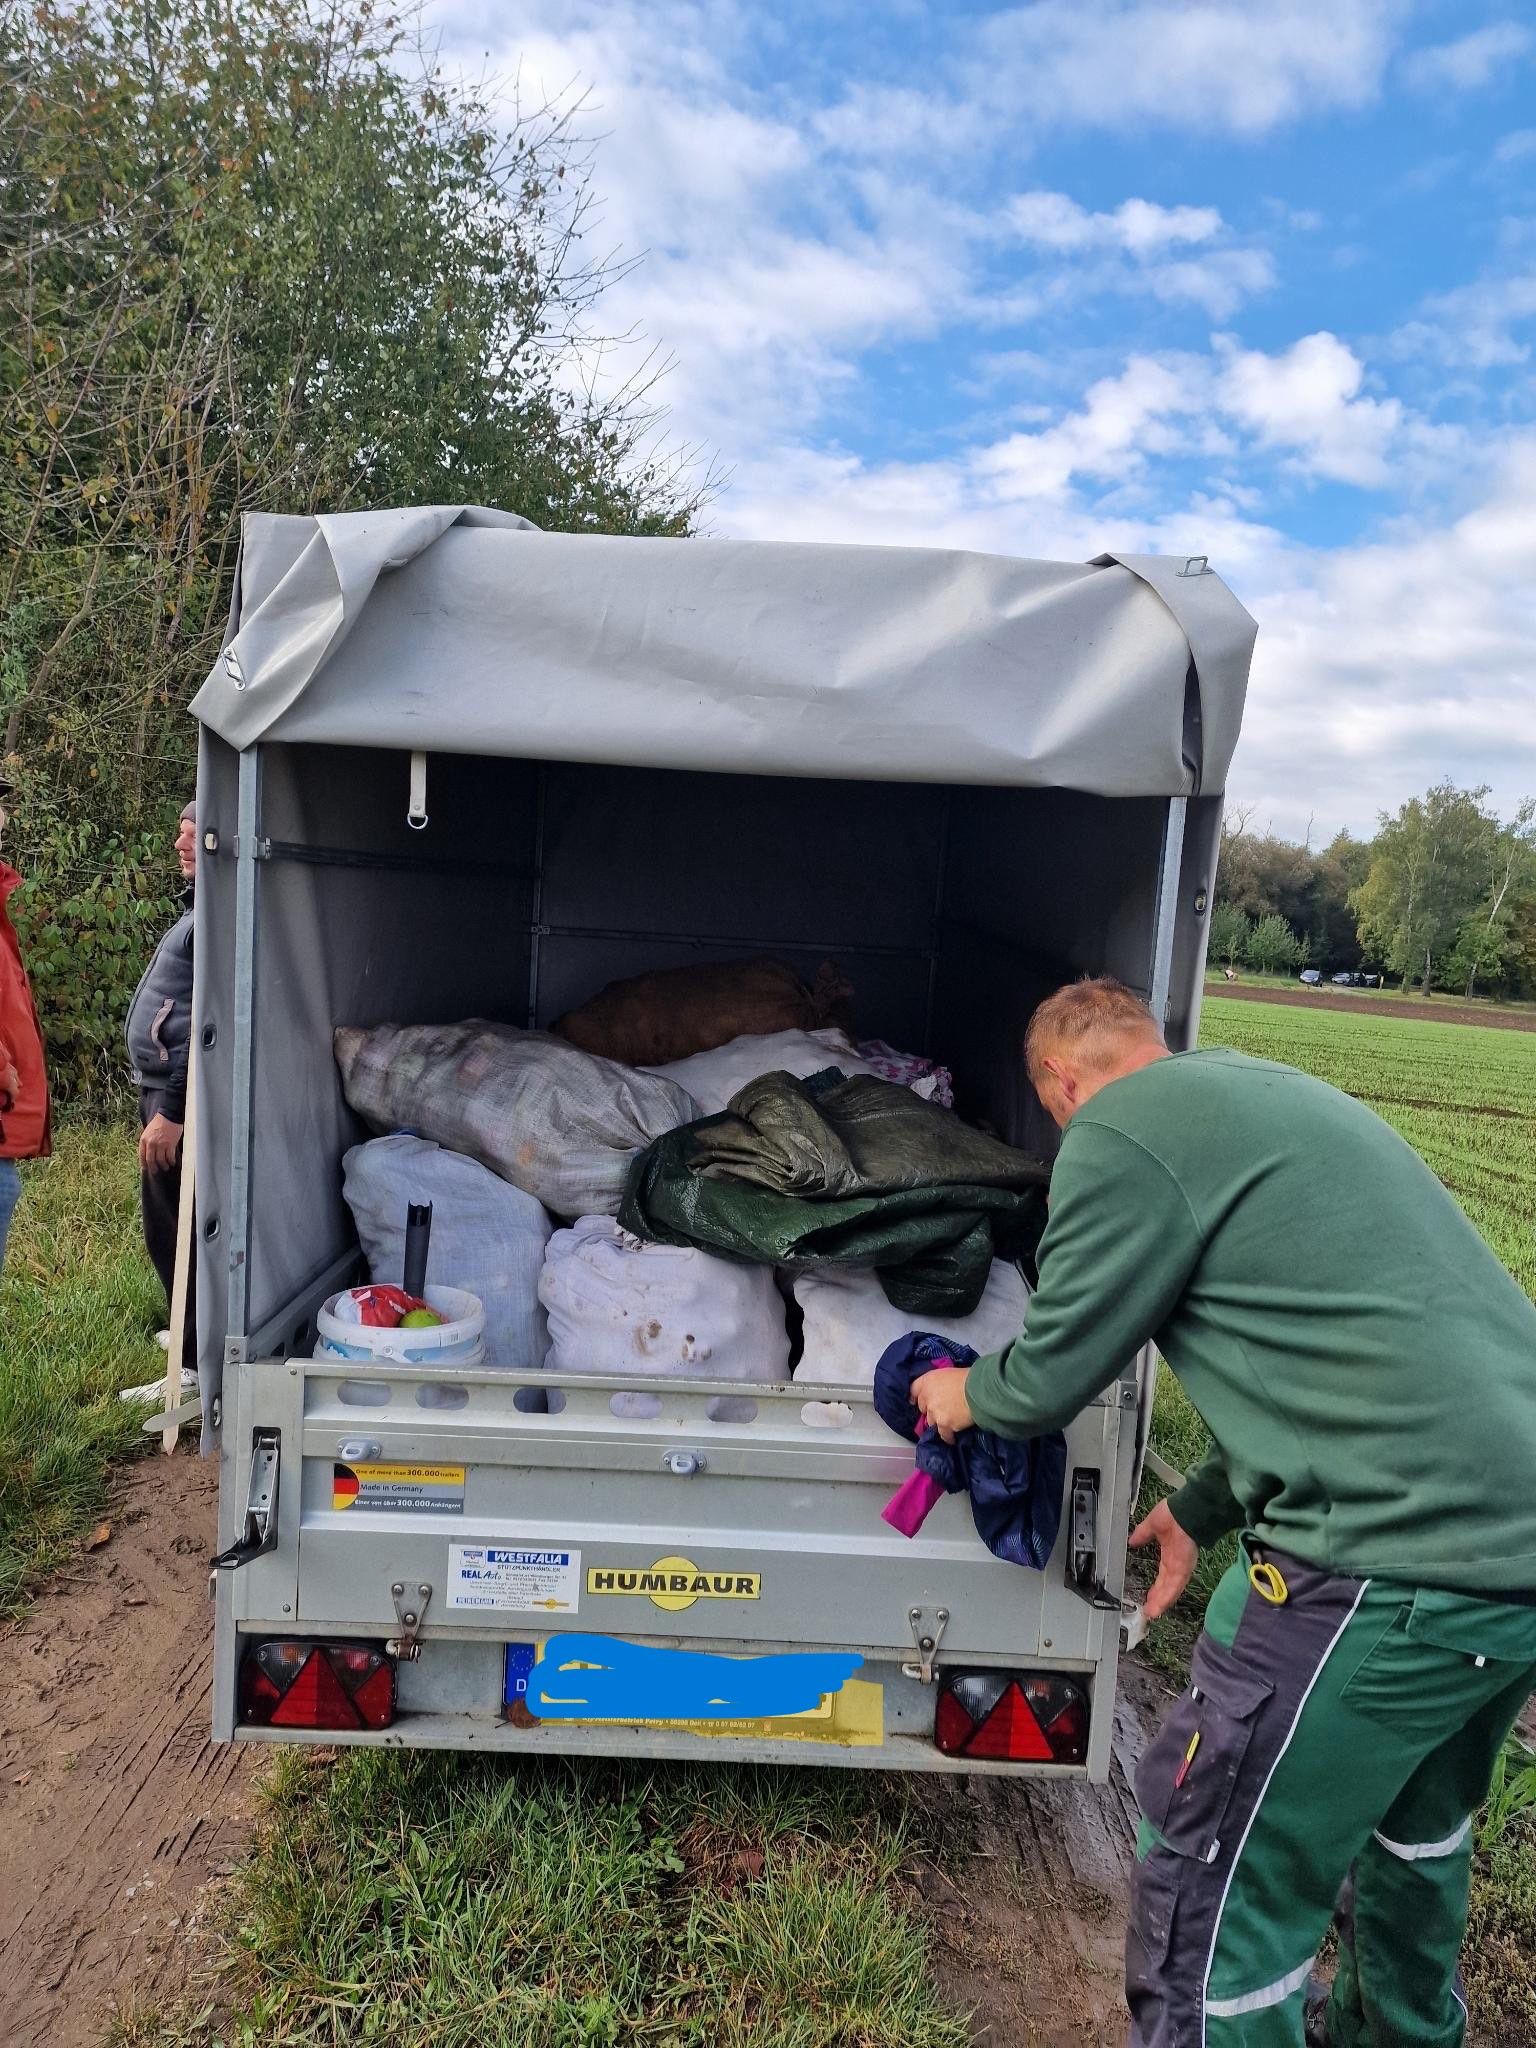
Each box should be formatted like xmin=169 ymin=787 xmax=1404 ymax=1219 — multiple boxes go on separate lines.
xmin=1206 ymin=980 xmax=1536 ymax=1031
xmin=0 ymin=1455 xmax=255 ymax=2048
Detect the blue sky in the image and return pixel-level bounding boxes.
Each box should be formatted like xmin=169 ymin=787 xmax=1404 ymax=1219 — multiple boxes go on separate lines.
xmin=436 ymin=0 xmax=1536 ymax=842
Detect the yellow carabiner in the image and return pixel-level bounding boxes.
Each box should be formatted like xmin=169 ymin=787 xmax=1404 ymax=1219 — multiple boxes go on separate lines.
xmin=1248 ymin=1559 xmax=1289 ymax=1606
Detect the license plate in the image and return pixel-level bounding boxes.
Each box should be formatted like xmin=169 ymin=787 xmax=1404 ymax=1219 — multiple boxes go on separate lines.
xmin=502 ymin=1638 xmax=883 ymax=1746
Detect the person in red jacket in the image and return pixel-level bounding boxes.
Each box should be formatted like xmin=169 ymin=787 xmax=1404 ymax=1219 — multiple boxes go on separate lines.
xmin=0 ymin=774 xmax=52 ymax=1277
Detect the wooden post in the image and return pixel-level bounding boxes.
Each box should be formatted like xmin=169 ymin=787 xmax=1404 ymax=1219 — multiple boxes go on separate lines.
xmin=162 ymin=1058 xmax=198 ymax=1455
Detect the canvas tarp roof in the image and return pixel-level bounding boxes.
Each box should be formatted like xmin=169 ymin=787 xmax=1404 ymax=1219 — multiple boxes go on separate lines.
xmin=191 ymin=507 xmax=1256 ymax=796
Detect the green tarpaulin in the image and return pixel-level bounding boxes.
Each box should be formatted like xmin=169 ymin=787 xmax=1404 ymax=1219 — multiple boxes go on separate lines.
xmin=619 ymin=1069 xmax=1051 ymax=1318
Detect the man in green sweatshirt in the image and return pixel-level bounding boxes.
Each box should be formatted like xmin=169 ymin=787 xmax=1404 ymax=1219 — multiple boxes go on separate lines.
xmin=913 ymin=977 xmax=1536 ymax=2048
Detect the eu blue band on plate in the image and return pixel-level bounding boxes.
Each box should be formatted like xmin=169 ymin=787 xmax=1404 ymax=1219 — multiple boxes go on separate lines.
xmin=526 ymin=1634 xmax=864 ymax=1720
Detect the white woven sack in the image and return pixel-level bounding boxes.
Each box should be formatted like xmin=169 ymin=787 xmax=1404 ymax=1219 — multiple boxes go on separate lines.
xmin=540 ymin=1216 xmax=790 ymax=1384
xmin=645 ymin=1027 xmax=883 ymax=1117
xmin=334 ymin=1020 xmax=698 ymax=1217
xmin=342 ymin=1135 xmax=551 ymax=1367
xmin=792 ymin=1259 xmax=1031 ymax=1388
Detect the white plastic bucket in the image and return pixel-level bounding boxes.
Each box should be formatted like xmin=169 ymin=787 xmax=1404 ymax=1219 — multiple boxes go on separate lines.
xmin=315 ymin=1285 xmax=486 ymax=1366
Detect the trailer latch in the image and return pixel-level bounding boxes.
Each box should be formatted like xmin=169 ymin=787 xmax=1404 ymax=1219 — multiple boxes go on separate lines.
xmin=388 ymin=1581 xmax=433 ymax=1660
xmin=903 ymin=1605 xmax=949 ymax=1684
xmin=1066 ymin=1468 xmax=1122 ymax=1612
xmin=210 ymin=1429 xmax=280 ymax=1574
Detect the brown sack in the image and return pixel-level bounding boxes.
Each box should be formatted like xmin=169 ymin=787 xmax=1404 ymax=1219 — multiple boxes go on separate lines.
xmin=553 ymin=957 xmax=852 ymax=1068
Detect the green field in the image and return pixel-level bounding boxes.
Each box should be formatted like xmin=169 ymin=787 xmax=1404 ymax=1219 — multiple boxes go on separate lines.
xmin=1199 ymin=994 xmax=1536 ymax=1294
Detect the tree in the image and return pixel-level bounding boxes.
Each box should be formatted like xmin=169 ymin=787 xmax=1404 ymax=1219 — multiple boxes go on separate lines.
xmin=1459 ymin=798 xmax=1536 ymax=998
xmin=1350 ymin=784 xmax=1499 ymax=997
xmin=1 ymin=0 xmax=707 ymax=1097
xmin=1313 ymin=831 xmax=1371 ymax=974
xmin=1248 ymin=914 xmax=1302 ymax=976
xmin=1209 ymin=901 xmax=1251 ymax=970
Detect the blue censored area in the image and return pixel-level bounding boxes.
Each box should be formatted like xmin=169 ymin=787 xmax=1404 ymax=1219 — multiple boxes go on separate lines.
xmin=520 ymin=1635 xmax=864 ymax=1721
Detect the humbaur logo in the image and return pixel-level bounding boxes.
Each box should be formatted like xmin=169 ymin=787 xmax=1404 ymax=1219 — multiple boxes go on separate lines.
xmin=585 ymin=1555 xmax=762 ymax=1612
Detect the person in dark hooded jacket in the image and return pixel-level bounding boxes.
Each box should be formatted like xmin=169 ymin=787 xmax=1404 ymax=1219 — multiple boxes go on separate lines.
xmin=124 ymin=801 xmax=196 ymax=1379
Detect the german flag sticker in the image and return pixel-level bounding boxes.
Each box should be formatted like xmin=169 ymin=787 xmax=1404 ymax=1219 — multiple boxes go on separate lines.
xmin=333 ymin=1463 xmax=360 ymax=1510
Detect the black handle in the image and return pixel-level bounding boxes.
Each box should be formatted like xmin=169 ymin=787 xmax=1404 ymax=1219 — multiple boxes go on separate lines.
xmin=403 ymin=1201 xmax=433 ymax=1297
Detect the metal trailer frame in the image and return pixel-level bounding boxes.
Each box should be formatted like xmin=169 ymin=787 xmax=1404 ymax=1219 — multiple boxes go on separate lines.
xmin=207 ymin=750 xmax=1204 ymax=1778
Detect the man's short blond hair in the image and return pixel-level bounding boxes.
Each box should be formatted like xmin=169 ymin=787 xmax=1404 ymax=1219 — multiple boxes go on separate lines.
xmin=1025 ymin=976 xmax=1164 ymax=1083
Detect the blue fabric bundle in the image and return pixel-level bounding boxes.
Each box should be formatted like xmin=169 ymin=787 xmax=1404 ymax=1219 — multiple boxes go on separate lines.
xmin=873 ymin=1331 xmax=1068 ymax=1569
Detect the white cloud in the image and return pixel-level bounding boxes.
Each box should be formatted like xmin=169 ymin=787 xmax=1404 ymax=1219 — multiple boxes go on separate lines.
xmin=974 ymin=355 xmax=1211 ymax=501
xmin=1142 ymin=250 xmax=1276 ymax=317
xmin=1395 ymin=270 xmax=1536 ymax=369
xmin=1215 ymin=332 xmax=1402 ymax=485
xmin=1402 ymin=22 xmax=1532 ymax=94
xmin=967 ymin=0 xmax=1400 ymax=137
xmin=1003 ymin=191 xmax=1275 ymax=315
xmin=1008 ymin=191 xmax=1222 ymax=254
xmin=1493 ymin=128 xmax=1536 ymax=165
xmin=1230 ymin=440 xmax=1536 ymax=834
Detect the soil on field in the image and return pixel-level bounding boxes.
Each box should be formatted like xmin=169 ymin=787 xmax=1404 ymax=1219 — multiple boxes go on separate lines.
xmin=0 ymin=1454 xmax=255 ymax=2048
xmin=1205 ymin=980 xmax=1536 ymax=1031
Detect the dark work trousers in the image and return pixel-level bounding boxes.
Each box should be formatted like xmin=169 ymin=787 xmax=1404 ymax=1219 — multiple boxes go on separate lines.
xmin=138 ymin=1089 xmax=195 ymax=1372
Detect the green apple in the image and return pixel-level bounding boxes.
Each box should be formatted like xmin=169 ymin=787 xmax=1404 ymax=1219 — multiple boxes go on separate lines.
xmin=399 ymin=1307 xmax=443 ymax=1328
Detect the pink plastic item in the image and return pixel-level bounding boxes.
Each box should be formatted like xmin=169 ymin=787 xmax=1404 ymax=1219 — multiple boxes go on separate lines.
xmin=881 ymin=1351 xmax=955 ymax=1539
xmin=882 ymin=1465 xmax=946 ymax=1536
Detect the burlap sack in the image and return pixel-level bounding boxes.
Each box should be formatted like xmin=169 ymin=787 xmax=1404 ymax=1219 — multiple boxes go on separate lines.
xmin=552 ymin=956 xmax=851 ymax=1067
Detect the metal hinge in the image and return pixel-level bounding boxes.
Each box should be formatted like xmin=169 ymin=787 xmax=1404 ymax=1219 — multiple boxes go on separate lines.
xmin=210 ymin=1429 xmax=280 ymax=1574
xmin=387 ymin=1581 xmax=433 ymax=1661
xmin=902 ymin=1605 xmax=949 ymax=1684
xmin=1066 ymin=1468 xmax=1121 ymax=1612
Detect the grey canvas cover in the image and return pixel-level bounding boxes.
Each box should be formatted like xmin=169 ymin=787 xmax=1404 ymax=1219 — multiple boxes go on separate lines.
xmin=191 ymin=508 xmax=1255 ymax=796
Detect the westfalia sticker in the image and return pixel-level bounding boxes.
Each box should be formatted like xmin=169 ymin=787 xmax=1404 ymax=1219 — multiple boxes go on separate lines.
xmin=332 ymin=1462 xmax=465 ymax=1514
xmin=585 ymin=1554 xmax=761 ymax=1612
xmin=448 ymin=1546 xmax=580 ymax=1612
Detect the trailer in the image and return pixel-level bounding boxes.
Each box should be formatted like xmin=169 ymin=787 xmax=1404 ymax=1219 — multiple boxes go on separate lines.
xmin=189 ymin=507 xmax=1255 ymax=1776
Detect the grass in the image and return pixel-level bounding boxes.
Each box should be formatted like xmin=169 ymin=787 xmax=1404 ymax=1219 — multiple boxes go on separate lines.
xmin=0 ymin=1120 xmax=160 ymax=1613
xmin=107 ymin=1750 xmax=971 ymax=2048
xmin=1140 ymin=992 xmax=1536 ymax=2039
xmin=1200 ymin=993 xmax=1536 ymax=1292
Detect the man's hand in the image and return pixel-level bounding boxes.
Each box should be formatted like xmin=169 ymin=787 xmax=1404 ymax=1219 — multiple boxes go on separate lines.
xmin=0 ymin=1062 xmax=17 ymax=1113
xmin=1128 ymin=1498 xmax=1200 ymax=1620
xmin=911 ymin=1366 xmax=973 ymax=1443
xmin=139 ymin=1113 xmax=184 ymax=1174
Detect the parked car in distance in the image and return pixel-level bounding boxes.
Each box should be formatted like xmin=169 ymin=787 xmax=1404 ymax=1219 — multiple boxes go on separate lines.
xmin=1332 ymin=971 xmax=1363 ymax=986
xmin=1300 ymin=968 xmax=1323 ymax=985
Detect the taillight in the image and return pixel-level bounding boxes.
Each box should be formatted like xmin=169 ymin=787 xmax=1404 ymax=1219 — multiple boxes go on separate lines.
xmin=239 ymin=1640 xmax=397 ymax=1730
xmin=934 ymin=1671 xmax=1089 ymax=1765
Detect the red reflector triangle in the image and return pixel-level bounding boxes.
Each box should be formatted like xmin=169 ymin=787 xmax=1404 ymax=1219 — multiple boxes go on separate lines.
xmin=967 ymin=1682 xmax=1054 ymax=1762
xmin=271 ymin=1650 xmax=362 ymax=1730
xmin=348 ymin=1662 xmax=396 ymax=1729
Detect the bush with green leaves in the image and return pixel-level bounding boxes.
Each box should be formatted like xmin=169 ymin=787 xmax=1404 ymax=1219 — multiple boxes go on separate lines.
xmin=1247 ymin=913 xmax=1303 ymax=976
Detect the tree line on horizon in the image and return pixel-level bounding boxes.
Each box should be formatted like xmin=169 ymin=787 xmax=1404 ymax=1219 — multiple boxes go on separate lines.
xmin=1211 ymin=784 xmax=1536 ymax=1001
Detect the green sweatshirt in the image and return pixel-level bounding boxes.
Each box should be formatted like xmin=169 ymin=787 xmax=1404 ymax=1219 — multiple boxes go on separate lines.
xmin=964 ymin=1048 xmax=1536 ymax=1592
